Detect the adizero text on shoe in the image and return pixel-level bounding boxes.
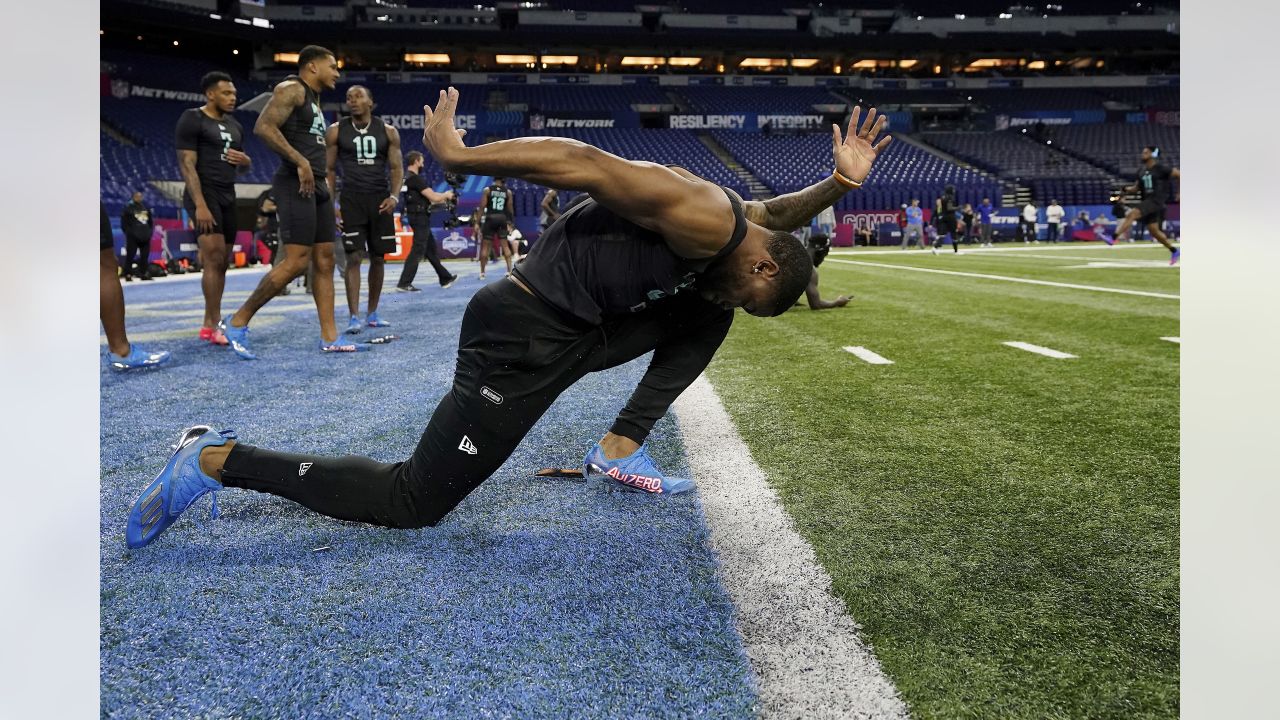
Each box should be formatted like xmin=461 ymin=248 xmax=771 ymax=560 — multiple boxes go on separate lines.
xmin=582 ymin=443 xmax=695 ymax=495
xmin=319 ymin=338 xmax=371 ymax=353
xmin=125 ymin=426 xmax=236 ymax=548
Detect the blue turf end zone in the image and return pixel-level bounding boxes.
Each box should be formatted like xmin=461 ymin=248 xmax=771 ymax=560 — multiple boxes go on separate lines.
xmin=100 ymin=269 xmax=759 ymax=718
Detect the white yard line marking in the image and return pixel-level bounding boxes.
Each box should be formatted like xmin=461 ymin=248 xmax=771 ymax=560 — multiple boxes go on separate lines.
xmin=984 ymin=253 xmax=1166 ymax=264
xmin=825 ymin=258 xmax=1180 ymax=300
xmin=1161 ymin=336 xmax=1181 ymax=344
xmin=675 ymin=375 xmax=909 ymax=720
xmin=829 ymin=242 xmax=1171 ymax=257
xmin=1003 ymin=341 xmax=1077 ymax=359
xmin=843 ymin=346 xmax=895 ymax=364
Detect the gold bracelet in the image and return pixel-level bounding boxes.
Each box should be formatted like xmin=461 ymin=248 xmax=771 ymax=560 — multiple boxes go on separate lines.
xmin=833 ymin=169 xmax=862 ymax=188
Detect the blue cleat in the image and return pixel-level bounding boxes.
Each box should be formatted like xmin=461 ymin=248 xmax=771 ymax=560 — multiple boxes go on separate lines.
xmin=107 ymin=344 xmax=171 ymax=371
xmin=319 ymin=337 xmax=370 ymax=353
xmin=583 ymin=443 xmax=695 ymax=495
xmin=125 ymin=426 xmax=236 ymax=549
xmin=345 ymin=314 xmax=363 ymax=335
xmin=218 ymin=316 xmax=255 ymax=360
xmin=1169 ymin=248 xmax=1180 ymax=265
xmin=366 ymin=311 xmax=391 ymax=328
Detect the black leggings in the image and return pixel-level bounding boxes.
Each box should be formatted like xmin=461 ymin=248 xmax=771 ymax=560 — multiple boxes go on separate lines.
xmin=221 ymin=280 xmax=732 ymax=528
xmin=398 ymin=216 xmax=452 ymax=286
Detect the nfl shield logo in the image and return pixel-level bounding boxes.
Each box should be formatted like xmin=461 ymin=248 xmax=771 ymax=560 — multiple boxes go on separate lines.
xmin=111 ymin=80 xmax=131 ymax=99
xmin=529 ymin=114 xmax=545 ymax=131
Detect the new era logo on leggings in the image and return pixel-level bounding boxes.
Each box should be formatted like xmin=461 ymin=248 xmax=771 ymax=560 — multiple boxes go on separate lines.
xmin=458 ymin=436 xmax=478 ymax=455
xmin=298 ymin=462 xmax=313 ymax=477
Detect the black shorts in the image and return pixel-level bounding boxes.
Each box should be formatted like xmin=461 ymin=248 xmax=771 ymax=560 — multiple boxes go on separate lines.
xmin=481 ymin=213 xmax=510 ymax=239
xmin=1137 ymin=198 xmax=1166 ymax=226
xmin=273 ymin=172 xmax=335 ymax=247
xmin=182 ymin=186 xmax=238 ymax=241
xmin=340 ymin=191 xmax=397 ymax=257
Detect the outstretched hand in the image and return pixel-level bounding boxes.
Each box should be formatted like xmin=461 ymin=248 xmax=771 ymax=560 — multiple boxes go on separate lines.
xmin=422 ymin=87 xmax=469 ymax=167
xmin=833 ymin=106 xmax=893 ymax=184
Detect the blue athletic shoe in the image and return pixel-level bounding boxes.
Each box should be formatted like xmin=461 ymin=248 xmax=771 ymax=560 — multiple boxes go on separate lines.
xmin=366 ymin=311 xmax=391 ymax=328
xmin=218 ymin=316 xmax=255 ymax=360
xmin=1169 ymin=248 xmax=1180 ymax=266
xmin=583 ymin=443 xmax=695 ymax=495
xmin=319 ymin=337 xmax=371 ymax=353
xmin=125 ymin=426 xmax=236 ymax=549
xmin=345 ymin=314 xmax=363 ymax=335
xmin=107 ymin=344 xmax=171 ymax=371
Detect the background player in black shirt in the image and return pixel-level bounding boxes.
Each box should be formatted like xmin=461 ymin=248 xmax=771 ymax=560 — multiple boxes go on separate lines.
xmin=219 ymin=46 xmax=351 ymax=358
xmin=126 ymin=91 xmax=895 ymax=546
xmin=477 ymin=177 xmax=515 ymax=279
xmin=176 ymin=71 xmax=252 ymax=345
xmin=1115 ymin=145 xmax=1181 ymax=263
xmin=396 ymin=151 xmax=457 ymax=290
xmin=325 ymin=85 xmax=403 ymax=333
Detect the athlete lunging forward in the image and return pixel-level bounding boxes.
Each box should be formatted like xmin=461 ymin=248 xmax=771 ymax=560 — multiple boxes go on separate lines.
xmin=124 ymin=89 xmax=893 ymax=548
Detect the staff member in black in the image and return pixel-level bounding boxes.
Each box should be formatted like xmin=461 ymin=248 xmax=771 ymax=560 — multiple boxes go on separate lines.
xmin=477 ymin=177 xmax=515 ymax=279
xmin=125 ymin=93 xmax=894 ymax=547
xmin=326 ymin=85 xmax=403 ymax=333
xmin=218 ymin=45 xmax=353 ymax=359
xmin=932 ymin=185 xmax=960 ymax=254
xmin=176 ymin=71 xmax=252 ymax=345
xmin=120 ymin=191 xmax=154 ymax=281
xmin=539 ymin=187 xmax=561 ymax=238
xmin=1114 ymin=145 xmax=1181 ymax=264
xmin=396 ymin=151 xmax=457 ymax=291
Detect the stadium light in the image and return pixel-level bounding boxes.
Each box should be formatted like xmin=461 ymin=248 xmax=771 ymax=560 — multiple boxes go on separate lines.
xmin=898 ymin=59 xmax=919 ymax=68
xmin=739 ymin=58 xmax=788 ymax=68
xmin=621 ymin=56 xmax=666 ymax=65
xmin=1027 ymin=60 xmax=1046 ymax=69
xmin=404 ymin=53 xmax=451 ymax=63
xmin=790 ymin=59 xmax=820 ymax=68
xmin=232 ymin=49 xmax=239 ymax=55
xmin=541 ymin=55 xmax=580 ymax=64
xmin=173 ymin=40 xmax=179 ymax=46
xmin=274 ymin=52 xmax=300 ymax=64
xmin=496 ymin=54 xmax=537 ymax=64
xmin=667 ymin=57 xmax=702 ymax=66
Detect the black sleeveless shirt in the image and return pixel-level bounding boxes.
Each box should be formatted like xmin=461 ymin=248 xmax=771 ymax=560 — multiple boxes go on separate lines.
xmin=273 ymin=75 xmax=327 ymax=180
xmin=485 ymin=184 xmax=511 ymax=215
xmin=336 ymin=116 xmax=391 ymax=195
xmin=512 ymin=186 xmax=747 ymax=325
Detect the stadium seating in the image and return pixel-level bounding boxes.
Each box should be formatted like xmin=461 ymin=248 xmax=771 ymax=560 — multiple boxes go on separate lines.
xmin=1045 ymin=123 xmax=1181 ymax=178
xmin=713 ymin=132 xmax=1001 ymax=211
xmin=920 ymin=129 xmax=1115 ymax=203
xmin=676 ymin=86 xmax=846 ymax=113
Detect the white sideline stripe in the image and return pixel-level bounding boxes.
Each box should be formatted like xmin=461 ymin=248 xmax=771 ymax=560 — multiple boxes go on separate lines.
xmin=843 ymin=346 xmax=895 ymax=365
xmin=828 ymin=241 xmax=1171 ymax=257
xmin=1161 ymin=336 xmax=1181 ymax=344
xmin=825 ymin=258 xmax=1180 ymax=299
xmin=1003 ymin=341 xmax=1077 ymax=359
xmin=675 ymin=376 xmax=909 ymax=720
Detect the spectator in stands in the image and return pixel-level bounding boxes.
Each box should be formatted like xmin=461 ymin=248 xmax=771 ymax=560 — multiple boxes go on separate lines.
xmin=1045 ymin=199 xmax=1065 ymax=243
xmin=397 ymin=151 xmax=458 ymax=291
xmin=120 ymin=191 xmax=154 ymax=281
xmin=1020 ymin=201 xmax=1039 ymax=243
xmin=979 ymin=197 xmax=995 ymax=247
xmin=101 ymin=203 xmax=170 ymax=370
xmin=902 ymin=198 xmax=926 ymax=250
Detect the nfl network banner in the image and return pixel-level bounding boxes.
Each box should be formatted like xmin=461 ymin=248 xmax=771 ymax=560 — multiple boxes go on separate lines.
xmin=104 ymin=78 xmax=206 ymax=103
xmin=529 ymin=110 xmax=639 ymax=130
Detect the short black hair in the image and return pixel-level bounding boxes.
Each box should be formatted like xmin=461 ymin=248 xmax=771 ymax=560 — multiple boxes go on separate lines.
xmin=764 ymin=230 xmax=812 ymax=316
xmin=298 ymin=45 xmax=335 ymax=69
xmin=493 ymin=176 xmax=506 ymax=183
xmin=405 ymin=151 xmax=424 ymax=165
xmin=200 ymin=71 xmax=233 ymax=93
xmin=347 ymin=84 xmax=373 ymax=100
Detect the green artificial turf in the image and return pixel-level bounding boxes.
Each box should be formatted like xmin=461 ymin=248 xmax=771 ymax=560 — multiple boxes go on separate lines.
xmin=706 ymin=244 xmax=1179 ymax=720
